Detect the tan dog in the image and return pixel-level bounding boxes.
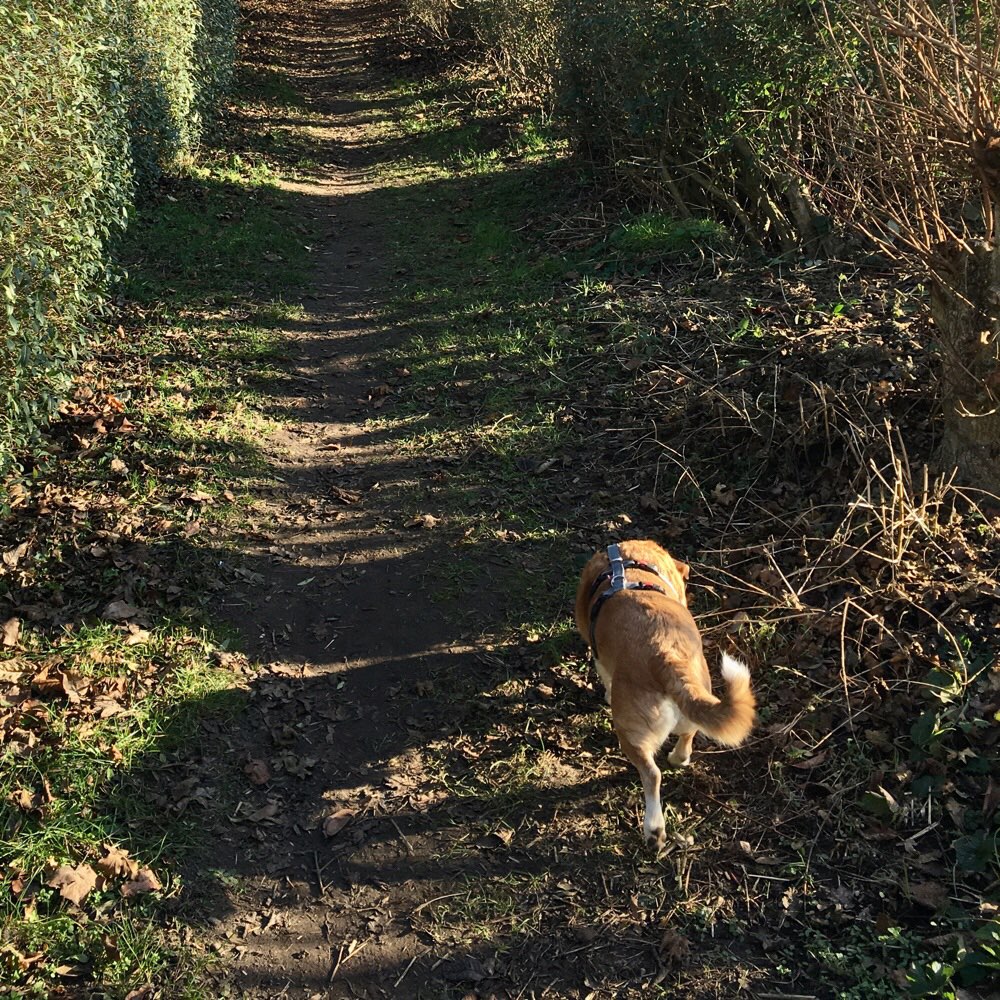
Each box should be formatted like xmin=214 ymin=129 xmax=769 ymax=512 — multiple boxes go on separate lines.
xmin=575 ymin=540 xmax=756 ymax=847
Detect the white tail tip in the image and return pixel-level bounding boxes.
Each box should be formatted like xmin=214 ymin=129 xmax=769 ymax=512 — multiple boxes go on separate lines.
xmin=721 ymin=653 xmax=750 ymax=683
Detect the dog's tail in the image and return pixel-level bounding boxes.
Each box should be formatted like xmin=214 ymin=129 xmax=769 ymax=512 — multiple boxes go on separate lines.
xmin=675 ymin=653 xmax=756 ymax=746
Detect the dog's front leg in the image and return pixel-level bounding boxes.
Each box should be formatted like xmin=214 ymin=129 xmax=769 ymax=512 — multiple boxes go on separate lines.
xmin=617 ymin=732 xmax=665 ymax=849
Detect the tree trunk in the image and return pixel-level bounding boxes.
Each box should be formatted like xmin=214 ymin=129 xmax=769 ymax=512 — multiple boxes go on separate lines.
xmin=930 ymin=242 xmax=1000 ymax=492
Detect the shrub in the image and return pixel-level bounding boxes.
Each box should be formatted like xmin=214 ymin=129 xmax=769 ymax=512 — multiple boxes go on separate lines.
xmin=463 ymin=0 xmax=560 ymax=107
xmin=0 ymin=0 xmax=237 ymax=479
xmin=405 ymin=0 xmax=837 ymax=248
xmin=124 ymin=0 xmax=239 ymax=182
xmin=0 ymin=3 xmax=132 ymax=470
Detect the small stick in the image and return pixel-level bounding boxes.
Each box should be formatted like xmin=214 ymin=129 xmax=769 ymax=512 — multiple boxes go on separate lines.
xmin=839 ymin=597 xmax=856 ymax=735
xmin=411 ymin=890 xmax=468 ymax=916
xmin=390 ymin=818 xmax=415 ymax=856
xmin=328 ymin=937 xmax=371 ymax=983
xmin=755 ymin=994 xmax=818 ymax=999
xmin=393 ymin=954 xmax=419 ymax=988
xmin=328 ymin=942 xmax=345 ymax=984
xmin=313 ymin=850 xmax=326 ymax=895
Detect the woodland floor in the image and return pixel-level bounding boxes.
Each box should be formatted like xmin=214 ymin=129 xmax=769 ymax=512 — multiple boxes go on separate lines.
xmin=2 ymin=1 xmax=999 ymax=998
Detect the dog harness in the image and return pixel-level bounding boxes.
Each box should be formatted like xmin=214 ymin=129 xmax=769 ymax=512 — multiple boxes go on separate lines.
xmin=588 ymin=543 xmax=673 ymax=658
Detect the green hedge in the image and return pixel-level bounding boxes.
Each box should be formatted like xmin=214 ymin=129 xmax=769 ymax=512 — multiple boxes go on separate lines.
xmin=404 ymin=0 xmax=837 ymax=249
xmin=0 ymin=0 xmax=237 ymax=479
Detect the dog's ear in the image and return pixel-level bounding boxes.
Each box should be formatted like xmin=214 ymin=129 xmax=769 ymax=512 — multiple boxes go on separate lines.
xmin=672 ymin=558 xmax=690 ymax=580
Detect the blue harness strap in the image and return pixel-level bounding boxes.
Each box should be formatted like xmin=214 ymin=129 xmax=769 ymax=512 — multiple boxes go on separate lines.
xmin=588 ymin=543 xmax=671 ymax=658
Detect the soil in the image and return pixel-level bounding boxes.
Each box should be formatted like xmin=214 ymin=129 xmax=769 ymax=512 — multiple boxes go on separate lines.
xmin=193 ymin=1 xmax=513 ymax=995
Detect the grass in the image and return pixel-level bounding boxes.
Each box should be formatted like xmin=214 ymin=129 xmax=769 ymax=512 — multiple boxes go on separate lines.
xmin=0 ymin=64 xmax=312 ymax=998
xmin=610 ymin=213 xmax=731 ymax=262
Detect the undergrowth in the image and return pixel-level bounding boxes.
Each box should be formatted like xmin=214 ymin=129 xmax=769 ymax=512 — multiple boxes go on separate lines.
xmin=365 ymin=55 xmax=1000 ymax=998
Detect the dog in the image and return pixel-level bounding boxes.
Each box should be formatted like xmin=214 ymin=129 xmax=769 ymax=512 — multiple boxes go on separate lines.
xmin=575 ymin=540 xmax=756 ymax=848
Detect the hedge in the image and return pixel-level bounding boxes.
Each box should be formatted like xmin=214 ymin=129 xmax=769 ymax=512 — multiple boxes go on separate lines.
xmin=0 ymin=0 xmax=237 ymax=480
xmin=404 ymin=0 xmax=838 ymax=250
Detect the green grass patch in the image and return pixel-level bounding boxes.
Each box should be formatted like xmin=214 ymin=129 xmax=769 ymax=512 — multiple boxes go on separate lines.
xmin=609 ymin=213 xmax=730 ymax=261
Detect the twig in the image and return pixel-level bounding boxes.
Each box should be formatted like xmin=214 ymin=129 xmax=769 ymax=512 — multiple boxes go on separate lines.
xmin=313 ymin=850 xmax=326 ymax=895
xmin=390 ymin=817 xmax=415 ymax=855
xmin=839 ymin=597 xmax=856 ymax=735
xmin=755 ymin=994 xmax=818 ymax=1000
xmin=328 ymin=937 xmax=372 ymax=984
xmin=411 ymin=890 xmax=468 ymax=915
xmin=393 ymin=954 xmax=420 ymax=988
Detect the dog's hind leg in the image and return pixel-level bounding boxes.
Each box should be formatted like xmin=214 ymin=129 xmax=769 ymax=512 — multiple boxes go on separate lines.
xmin=617 ymin=732 xmax=665 ymax=849
xmin=667 ymin=728 xmax=695 ymax=767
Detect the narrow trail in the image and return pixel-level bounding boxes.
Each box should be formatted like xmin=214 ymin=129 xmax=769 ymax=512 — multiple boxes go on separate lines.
xmin=199 ymin=0 xmax=495 ymax=994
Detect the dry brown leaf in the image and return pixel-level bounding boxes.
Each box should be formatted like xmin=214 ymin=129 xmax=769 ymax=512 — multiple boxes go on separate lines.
xmin=1 ymin=618 xmax=21 ymax=648
xmin=11 ymin=788 xmax=41 ymax=812
xmin=659 ymin=927 xmax=691 ymax=964
xmin=47 ymin=863 xmax=98 ymax=905
xmin=102 ymin=600 xmax=140 ymax=622
xmin=120 ymin=868 xmax=161 ymax=897
xmin=329 ymin=485 xmax=361 ymax=504
xmin=11 ymin=949 xmax=43 ymax=972
xmin=245 ymin=801 xmax=280 ymax=823
xmin=790 ymin=749 xmax=829 ymax=770
xmin=30 ymin=663 xmax=64 ymax=697
xmin=0 ymin=661 xmax=28 ymax=684
xmin=124 ymin=628 xmax=151 ymax=647
xmin=109 ymin=458 xmax=128 ymax=475
xmin=95 ymin=846 xmax=139 ymax=880
xmin=908 ymin=880 xmax=950 ymax=910
xmin=983 ymin=775 xmax=1000 ymax=818
xmin=244 ymin=759 xmax=272 ymax=786
xmin=2 ymin=542 xmax=29 ymax=569
xmin=404 ymin=513 xmax=439 ymax=529
xmin=322 ymin=807 xmax=355 ymax=837
xmin=91 ymin=696 xmax=126 ymax=719
xmin=60 ymin=670 xmax=89 ymax=704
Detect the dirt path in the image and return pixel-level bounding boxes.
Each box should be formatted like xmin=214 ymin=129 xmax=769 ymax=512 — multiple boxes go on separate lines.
xmin=197 ymin=1 xmax=503 ymax=995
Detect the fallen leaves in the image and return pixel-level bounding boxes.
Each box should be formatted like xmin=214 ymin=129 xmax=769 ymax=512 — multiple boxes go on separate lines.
xmin=908 ymin=880 xmax=950 ymax=911
xmin=10 ymin=788 xmax=44 ymax=813
xmin=322 ymin=808 xmax=355 ymax=837
xmin=120 ymin=869 xmax=162 ymax=898
xmin=244 ymin=759 xmax=272 ymax=786
xmin=96 ymin=846 xmax=139 ymax=880
xmin=2 ymin=542 xmax=29 ymax=571
xmin=329 ymin=485 xmax=361 ymax=505
xmin=404 ymin=513 xmax=439 ymax=529
xmin=658 ymin=927 xmax=691 ymax=964
xmin=47 ymin=864 xmax=98 ymax=906
xmin=38 ymin=848 xmax=161 ymax=908
xmin=790 ymin=749 xmax=830 ymax=770
xmin=101 ymin=600 xmax=141 ymax=622
xmin=1 ymin=617 xmax=21 ymax=648
xmin=243 ymin=801 xmax=281 ymax=824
